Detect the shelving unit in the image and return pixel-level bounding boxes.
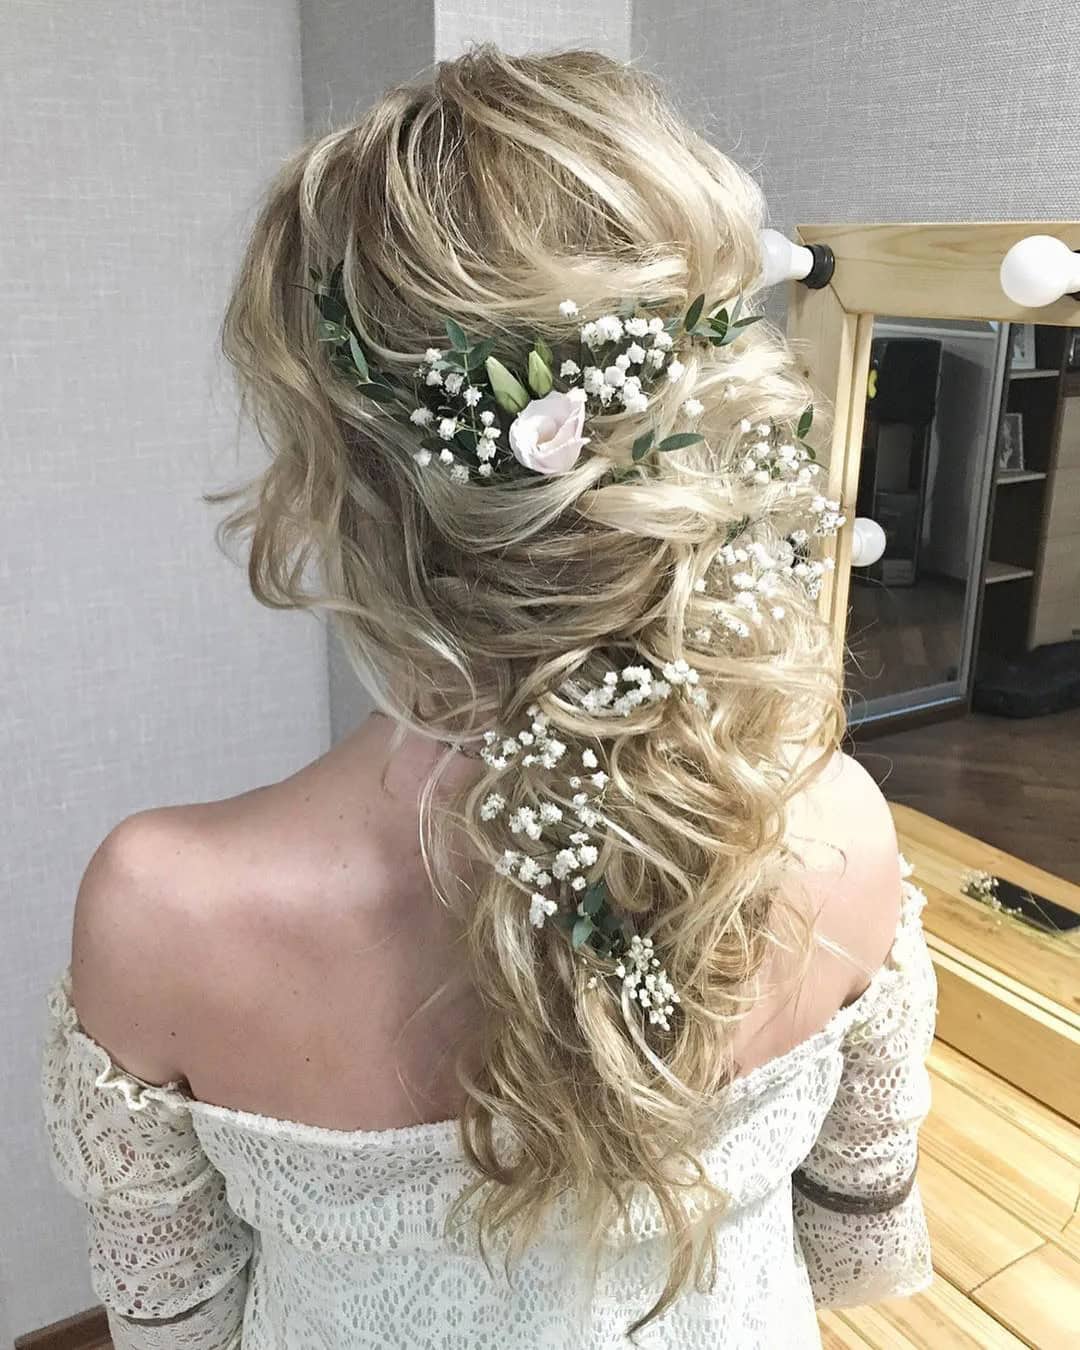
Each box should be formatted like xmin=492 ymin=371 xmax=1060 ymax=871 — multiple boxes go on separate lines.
xmin=976 ymin=325 xmax=1070 ymax=657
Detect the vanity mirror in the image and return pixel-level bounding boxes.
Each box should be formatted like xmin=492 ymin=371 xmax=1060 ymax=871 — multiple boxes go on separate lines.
xmin=785 ymin=222 xmax=1080 ymax=1122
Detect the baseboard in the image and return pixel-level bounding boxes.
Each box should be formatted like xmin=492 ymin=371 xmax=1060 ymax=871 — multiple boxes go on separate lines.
xmin=14 ymin=1307 xmax=110 ymax=1350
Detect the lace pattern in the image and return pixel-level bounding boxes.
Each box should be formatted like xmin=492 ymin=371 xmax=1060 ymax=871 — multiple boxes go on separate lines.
xmin=41 ymin=856 xmax=937 ymax=1347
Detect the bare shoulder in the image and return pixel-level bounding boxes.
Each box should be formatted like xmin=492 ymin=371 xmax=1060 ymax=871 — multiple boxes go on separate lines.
xmin=69 ymin=803 xmax=229 ymax=1083
xmin=783 ymin=749 xmax=904 ymax=999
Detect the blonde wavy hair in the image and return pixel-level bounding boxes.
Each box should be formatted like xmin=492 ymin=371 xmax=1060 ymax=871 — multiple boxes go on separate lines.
xmin=210 ymin=44 xmax=846 ymax=1336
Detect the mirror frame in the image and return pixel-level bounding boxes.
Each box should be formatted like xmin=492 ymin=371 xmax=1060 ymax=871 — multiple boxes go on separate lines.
xmin=786 ymin=220 xmax=1080 ymax=663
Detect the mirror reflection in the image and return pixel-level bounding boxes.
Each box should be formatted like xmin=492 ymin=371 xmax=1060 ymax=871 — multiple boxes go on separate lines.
xmin=847 ymin=317 xmax=1079 ymax=728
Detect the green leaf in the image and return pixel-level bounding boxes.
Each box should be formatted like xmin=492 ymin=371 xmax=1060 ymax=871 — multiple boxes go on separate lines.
xmin=484 ymin=356 xmax=530 ymax=414
xmin=445 ymin=318 xmax=468 ymax=351
xmin=571 ymin=915 xmax=596 ymax=950
xmin=441 ymin=351 xmax=468 ymax=370
xmin=729 ymin=295 xmax=743 ymax=323
xmin=684 ymin=293 xmax=706 ymax=333
xmin=631 ymin=429 xmax=655 ymax=461
xmin=360 ymin=381 xmax=398 ymax=405
xmin=308 ymin=266 xmax=323 ymax=284
xmin=316 ymin=318 xmax=348 ymax=343
xmin=797 ymin=405 xmax=814 ymax=439
xmin=466 ymin=337 xmax=497 ymax=370
xmin=527 ymin=349 xmax=554 ymax=397
xmin=657 ymin=432 xmax=704 ymax=452
xmin=454 ymin=427 xmax=478 ymax=454
xmin=348 ymin=332 xmax=370 ymax=383
xmin=581 ymin=884 xmax=606 ymax=917
xmin=731 ymin=315 xmax=761 ymax=330
xmin=708 ymin=309 xmax=730 ymax=338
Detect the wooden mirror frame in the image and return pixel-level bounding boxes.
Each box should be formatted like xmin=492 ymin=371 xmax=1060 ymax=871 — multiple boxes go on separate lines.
xmin=786 ymin=221 xmax=1080 ymax=663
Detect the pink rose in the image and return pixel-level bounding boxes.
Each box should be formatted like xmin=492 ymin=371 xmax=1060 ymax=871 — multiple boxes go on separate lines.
xmin=508 ymin=390 xmax=590 ymax=476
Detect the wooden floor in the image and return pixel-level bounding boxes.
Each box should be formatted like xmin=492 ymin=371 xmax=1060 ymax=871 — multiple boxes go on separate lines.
xmin=855 ymin=707 xmax=1080 ymax=885
xmin=820 ymin=1040 xmax=1080 ymax=1349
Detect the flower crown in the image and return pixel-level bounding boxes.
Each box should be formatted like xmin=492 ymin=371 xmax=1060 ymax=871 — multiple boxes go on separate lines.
xmin=307 ymin=264 xmax=789 ymax=484
xmin=308 ymin=265 xmax=846 ymax=1041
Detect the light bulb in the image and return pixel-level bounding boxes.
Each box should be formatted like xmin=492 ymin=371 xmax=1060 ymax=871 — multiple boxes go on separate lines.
xmin=851 ymin=517 xmax=887 ymax=568
xmin=1000 ymin=235 xmax=1080 ymax=308
xmin=759 ymin=229 xmax=814 ymax=288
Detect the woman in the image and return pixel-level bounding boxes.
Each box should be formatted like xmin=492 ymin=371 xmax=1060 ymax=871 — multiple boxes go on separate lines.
xmin=42 ymin=45 xmax=935 ymax=1349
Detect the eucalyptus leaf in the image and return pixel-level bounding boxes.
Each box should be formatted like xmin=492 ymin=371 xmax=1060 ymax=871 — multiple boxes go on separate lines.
xmin=441 ymin=351 xmax=468 ymax=370
xmin=797 ymin=405 xmax=814 ymax=439
xmin=631 ymin=429 xmax=655 ymax=461
xmin=581 ymin=884 xmax=606 ymax=917
xmin=454 ymin=427 xmax=479 ymax=454
xmin=729 ymin=295 xmax=743 ymax=323
xmin=731 ymin=315 xmax=761 ymax=330
xmin=316 ymin=318 xmax=348 ymax=343
xmin=571 ymin=915 xmax=596 ymax=950
xmin=445 ymin=318 xmax=468 ymax=351
xmin=466 ymin=337 xmax=497 ymax=370
xmin=348 ymin=332 xmax=370 ymax=383
xmin=657 ymin=432 xmax=704 ymax=452
xmin=684 ymin=293 xmax=706 ymax=333
xmin=360 ymin=381 xmax=398 ymax=405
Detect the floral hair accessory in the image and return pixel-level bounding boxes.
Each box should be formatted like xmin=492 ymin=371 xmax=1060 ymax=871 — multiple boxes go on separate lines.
xmin=306 ymin=265 xmax=779 ymax=485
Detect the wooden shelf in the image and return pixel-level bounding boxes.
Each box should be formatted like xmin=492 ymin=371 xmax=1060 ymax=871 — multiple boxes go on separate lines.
xmin=996 ymin=470 xmax=1048 ymax=485
xmin=1009 ymin=368 xmax=1059 ymax=380
xmin=984 ymin=560 xmax=1035 ymax=585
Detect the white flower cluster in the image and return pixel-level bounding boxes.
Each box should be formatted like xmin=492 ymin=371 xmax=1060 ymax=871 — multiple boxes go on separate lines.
xmin=576 ymin=661 xmax=708 ymax=716
xmin=733 ymin=420 xmax=845 ymax=536
xmin=409 ymin=354 xmax=501 ymax=483
xmin=694 ymin=531 xmax=837 ymax=643
xmin=616 ymin=935 xmax=680 ymax=1030
xmin=561 ymin=305 xmax=680 ymax=416
xmin=481 ymin=708 xmax=608 ymax=932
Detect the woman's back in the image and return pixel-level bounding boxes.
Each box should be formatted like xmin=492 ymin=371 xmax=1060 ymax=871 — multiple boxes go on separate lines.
xmin=67 ymin=718 xmax=904 ymax=1135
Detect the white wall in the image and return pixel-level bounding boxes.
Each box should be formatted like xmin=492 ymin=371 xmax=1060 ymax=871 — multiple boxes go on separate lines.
xmin=1 ymin=2 xmax=329 ymax=1338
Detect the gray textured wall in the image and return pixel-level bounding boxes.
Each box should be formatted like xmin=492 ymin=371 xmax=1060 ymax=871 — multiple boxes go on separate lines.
xmin=633 ymin=0 xmax=1080 ymax=235
xmin=1 ymin=2 xmax=328 ymax=1338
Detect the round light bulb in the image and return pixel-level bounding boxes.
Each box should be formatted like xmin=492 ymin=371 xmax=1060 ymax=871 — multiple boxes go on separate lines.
xmin=1000 ymin=235 xmax=1080 ymax=308
xmin=759 ymin=229 xmax=814 ymax=288
xmin=850 ymin=517 xmax=887 ymax=568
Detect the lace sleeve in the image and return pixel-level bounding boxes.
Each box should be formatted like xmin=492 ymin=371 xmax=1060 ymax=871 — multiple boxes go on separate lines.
xmin=792 ymin=859 xmax=938 ymax=1308
xmin=40 ymin=973 xmax=252 ymax=1350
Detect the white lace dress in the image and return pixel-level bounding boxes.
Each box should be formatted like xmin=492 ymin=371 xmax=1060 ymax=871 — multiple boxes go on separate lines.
xmin=41 ymin=859 xmax=936 ymax=1350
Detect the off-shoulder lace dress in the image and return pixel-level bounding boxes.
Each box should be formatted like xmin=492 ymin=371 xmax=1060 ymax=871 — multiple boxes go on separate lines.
xmin=41 ymin=857 xmax=936 ymax=1349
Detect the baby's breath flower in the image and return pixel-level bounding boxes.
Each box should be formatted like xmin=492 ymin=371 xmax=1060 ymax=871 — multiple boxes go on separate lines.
xmin=438 ymin=417 xmax=458 ymax=440
xmin=561 ymin=359 xmax=581 ymax=378
xmin=439 ymin=448 xmax=454 ymax=465
xmin=463 ymin=385 xmax=482 ymax=406
xmin=413 ymin=449 xmax=432 ymax=467
xmin=480 ymin=409 xmax=496 ymax=426
xmin=625 ymin=317 xmax=650 ymax=337
xmin=559 ymin=299 xmax=580 ymax=318
xmin=425 ymin=369 xmax=444 ymax=387
xmin=682 ymin=398 xmax=705 ymax=418
xmin=410 ymin=406 xmax=434 ymax=426
xmin=666 ymin=359 xmax=686 ymax=382
xmin=424 ymin=347 xmax=442 ymax=362
xmin=530 ymin=893 xmax=558 ymax=928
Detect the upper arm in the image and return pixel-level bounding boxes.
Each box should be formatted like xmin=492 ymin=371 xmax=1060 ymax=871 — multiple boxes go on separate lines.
xmin=70 ymin=808 xmax=198 ymax=1084
xmin=785 ymin=751 xmax=904 ymax=1004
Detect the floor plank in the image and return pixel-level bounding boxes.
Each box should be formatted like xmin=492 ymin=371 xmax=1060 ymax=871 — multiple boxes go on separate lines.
xmin=917 ymin=1152 xmax=1043 ymax=1292
xmin=818 ymin=1310 xmax=873 ymax=1348
xmin=921 ymin=1072 xmax=1080 ymax=1241
xmin=835 ymin=1275 xmax=1028 ymax=1348
xmin=974 ymin=1242 xmax=1080 ymax=1349
xmin=927 ymin=1041 xmax=1080 ymax=1169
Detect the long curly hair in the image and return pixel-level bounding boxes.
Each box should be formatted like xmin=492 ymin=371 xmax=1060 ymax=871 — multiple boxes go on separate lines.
xmin=209 ymin=44 xmax=846 ymax=1336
